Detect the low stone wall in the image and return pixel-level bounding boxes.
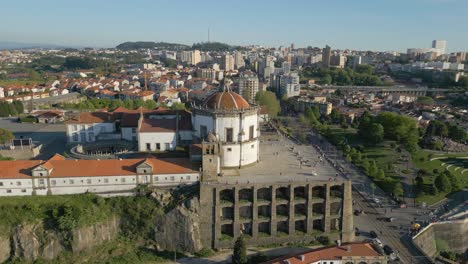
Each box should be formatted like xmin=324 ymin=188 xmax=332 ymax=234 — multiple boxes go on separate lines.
xmin=412 ymin=218 xmax=468 ymax=258
xmin=0 ymin=145 xmax=42 ymax=160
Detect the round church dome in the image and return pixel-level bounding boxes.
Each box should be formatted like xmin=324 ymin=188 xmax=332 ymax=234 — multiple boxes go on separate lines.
xmin=204 ymin=90 xmax=250 ymax=110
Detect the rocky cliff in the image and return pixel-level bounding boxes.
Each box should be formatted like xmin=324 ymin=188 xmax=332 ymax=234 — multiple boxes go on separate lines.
xmin=0 ymin=216 xmax=120 ymax=263
xmin=154 ymin=197 xmax=203 ymax=253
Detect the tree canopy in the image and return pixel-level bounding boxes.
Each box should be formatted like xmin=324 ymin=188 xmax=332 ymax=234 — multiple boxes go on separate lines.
xmin=0 ymin=128 xmax=14 ymax=144
xmin=255 ymin=91 xmax=281 ymax=118
xmin=232 ymin=235 xmax=247 ymax=264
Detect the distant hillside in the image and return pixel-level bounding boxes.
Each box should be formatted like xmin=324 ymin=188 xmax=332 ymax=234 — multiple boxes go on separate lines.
xmin=116 ymin=41 xmax=189 ymax=50
xmin=0 ymin=41 xmax=77 ymax=50
xmin=192 ymin=42 xmax=232 ymax=51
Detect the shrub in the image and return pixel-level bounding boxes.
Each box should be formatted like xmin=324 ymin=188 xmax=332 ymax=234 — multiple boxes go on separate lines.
xmin=195 ymin=248 xmax=214 ymax=258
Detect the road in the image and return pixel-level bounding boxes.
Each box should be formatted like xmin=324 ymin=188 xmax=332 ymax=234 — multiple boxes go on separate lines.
xmin=305 ymin=130 xmax=432 ymax=264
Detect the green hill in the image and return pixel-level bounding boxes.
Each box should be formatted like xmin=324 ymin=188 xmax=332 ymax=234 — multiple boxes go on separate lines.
xmin=116 ymin=41 xmax=189 ymax=50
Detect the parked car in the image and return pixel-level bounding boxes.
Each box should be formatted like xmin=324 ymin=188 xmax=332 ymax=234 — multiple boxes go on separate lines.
xmin=386 ymin=217 xmax=397 ymax=222
xmin=373 ymin=238 xmax=383 ymax=248
xmin=354 ymin=209 xmax=363 ymax=216
xmin=355 ymin=227 xmax=361 ymax=236
xmin=370 ymin=230 xmax=378 ymax=238
xmin=383 ymin=245 xmax=394 ymax=254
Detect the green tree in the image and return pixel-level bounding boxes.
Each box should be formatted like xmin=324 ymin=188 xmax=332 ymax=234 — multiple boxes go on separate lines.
xmin=322 ymin=74 xmax=332 ymax=85
xmin=375 ymin=169 xmax=385 ymax=180
xmin=170 ymin=102 xmax=186 ymax=110
xmin=366 ymin=123 xmax=384 ymax=145
xmin=144 ymin=99 xmax=157 ymax=109
xmin=0 ymin=128 xmax=14 ymax=144
xmin=123 ymin=99 xmax=134 ymax=110
xmin=368 ymin=160 xmax=378 ymax=177
xmin=393 ymin=182 xmax=404 ymax=197
xmin=434 ymin=174 xmax=452 ymax=193
xmin=133 ymin=99 xmax=145 ymax=109
xmin=255 ymin=91 xmax=280 ymax=118
xmin=232 ymin=235 xmax=247 ymax=264
xmin=416 ymin=96 xmax=435 ymax=105
xmin=415 ymin=176 xmax=424 ymax=192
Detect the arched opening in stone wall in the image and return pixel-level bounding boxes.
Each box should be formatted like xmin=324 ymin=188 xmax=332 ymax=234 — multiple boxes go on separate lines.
xmin=239 ymin=206 xmax=252 ymax=219
xmin=241 ymin=222 xmax=252 ymax=236
xmin=294 ymin=186 xmax=306 ymax=201
xmin=239 ymin=188 xmax=253 ymax=202
xmin=221 ymin=207 xmax=234 ymax=220
xmin=258 ymin=222 xmax=270 ymax=236
xmin=258 ymin=205 xmax=271 ymax=220
xmin=257 ymin=188 xmax=271 ymax=201
xmin=277 ymin=221 xmax=289 ymax=235
xmin=312 ymin=186 xmax=325 ymax=199
xmin=294 ymin=204 xmax=307 ymax=217
xmin=295 ymin=220 xmax=306 ymax=234
xmin=220 ymin=189 xmax=234 ymax=203
xmin=330 ymin=185 xmax=343 ymax=198
xmin=330 ymin=218 xmax=341 ymax=231
xmin=313 ymin=219 xmax=323 ymax=231
xmin=221 ymin=224 xmax=233 ymax=238
xmin=276 ymin=187 xmax=289 ymax=201
xmin=312 ymin=203 xmax=325 ymax=215
xmin=276 ymin=204 xmax=289 ymax=217
xmin=330 ymin=202 xmax=342 ymax=215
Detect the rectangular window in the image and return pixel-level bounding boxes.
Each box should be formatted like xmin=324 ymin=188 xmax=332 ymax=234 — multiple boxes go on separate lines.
xmin=186 ymin=176 xmax=191 ymax=180
xmin=156 ymin=143 xmax=161 ymax=150
xmin=154 ymin=176 xmax=158 ymax=181
xmin=16 ymin=181 xmax=21 ymax=186
xmin=146 ymin=143 xmax=151 ymax=151
xmin=87 ymin=179 xmax=92 ymax=184
xmin=200 ymin=125 xmax=207 ymax=139
xmin=39 ymin=179 xmax=45 ymax=185
xmin=121 ymin=178 xmax=126 ymax=183
xmin=132 ymin=128 xmax=137 ymax=133
xmin=170 ymin=176 xmax=175 ymax=181
xmin=72 ymin=133 xmax=79 ymax=142
xmin=21 ymin=189 xmax=26 ymax=193
xmin=226 ymin=128 xmax=233 ymax=142
xmin=88 ymin=132 xmax=94 ymax=142
xmin=72 ymin=125 xmax=77 ymax=131
xmin=69 ymin=180 xmax=74 ymax=184
xmin=227 ymin=148 xmax=232 ymax=152
xmin=251 ymin=144 xmax=255 ymax=149
xmin=249 ymin=125 xmax=254 ymax=140
xmin=6 ymin=189 xmax=11 ymax=193
xmin=165 ymin=143 xmax=170 ymax=150
xmin=0 ymin=182 xmax=3 ymax=186
xmin=51 ymin=180 xmax=56 ymax=186
xmin=104 ymin=178 xmax=109 ymax=183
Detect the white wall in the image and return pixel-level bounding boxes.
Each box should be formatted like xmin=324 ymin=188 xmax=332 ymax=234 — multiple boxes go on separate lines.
xmin=138 ymin=132 xmax=177 ymax=151
xmin=67 ymin=123 xmax=116 ymax=143
xmin=0 ymin=173 xmax=199 ymax=196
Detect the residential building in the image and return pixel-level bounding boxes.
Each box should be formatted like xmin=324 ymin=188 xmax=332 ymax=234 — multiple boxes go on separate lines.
xmin=294 ymin=97 xmax=333 ymax=115
xmin=234 ymin=51 xmax=245 ymax=69
xmin=432 ymin=40 xmax=447 ymax=55
xmin=331 ymin=55 xmax=347 ymax=68
xmin=322 ymin=45 xmax=331 ymax=68
xmin=223 ymin=54 xmax=235 ymax=71
xmin=264 ymin=242 xmax=387 ymax=264
xmin=0 ymin=154 xmax=199 ymax=196
xmin=238 ymin=71 xmax=259 ymax=103
xmin=191 ymin=50 xmax=201 ymax=65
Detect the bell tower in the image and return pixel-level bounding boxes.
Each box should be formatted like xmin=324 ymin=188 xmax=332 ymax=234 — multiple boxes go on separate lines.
xmin=201 ymin=134 xmax=221 ymax=182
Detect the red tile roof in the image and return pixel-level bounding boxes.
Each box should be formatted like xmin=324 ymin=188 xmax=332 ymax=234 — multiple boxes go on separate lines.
xmin=0 ymin=157 xmax=197 ymax=179
xmin=264 ymin=243 xmax=382 ymax=264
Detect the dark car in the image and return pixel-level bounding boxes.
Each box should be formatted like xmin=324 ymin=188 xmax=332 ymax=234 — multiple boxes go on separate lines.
xmin=370 ymin=230 xmax=378 ymax=238
xmin=355 ymin=227 xmax=361 ymax=236
xmin=383 ymin=245 xmax=394 ymax=255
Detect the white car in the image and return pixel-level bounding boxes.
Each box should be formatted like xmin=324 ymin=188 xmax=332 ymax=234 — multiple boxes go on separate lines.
xmin=373 ymin=238 xmax=383 ymax=248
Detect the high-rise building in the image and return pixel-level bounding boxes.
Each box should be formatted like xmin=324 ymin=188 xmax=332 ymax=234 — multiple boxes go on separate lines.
xmin=432 ymin=40 xmax=447 ymax=55
xmin=191 ymin=50 xmax=201 ymax=65
xmin=238 ymin=71 xmax=259 ymax=103
xmin=330 ymin=55 xmax=347 ymax=68
xmin=222 ymin=54 xmax=235 ymax=71
xmin=234 ymin=51 xmax=245 ymax=69
xmin=179 ymin=51 xmax=192 ymax=63
xmin=281 ymin=61 xmax=291 ymax=74
xmin=279 ymin=72 xmax=300 ymax=98
xmin=322 ymin=45 xmax=331 ymax=68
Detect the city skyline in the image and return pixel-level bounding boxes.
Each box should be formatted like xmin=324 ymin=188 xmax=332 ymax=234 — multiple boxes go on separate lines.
xmin=1 ymin=0 xmax=468 ymax=52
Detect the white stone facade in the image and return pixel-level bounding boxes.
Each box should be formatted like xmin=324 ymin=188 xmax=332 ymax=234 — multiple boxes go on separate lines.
xmin=0 ymin=173 xmax=199 ymax=197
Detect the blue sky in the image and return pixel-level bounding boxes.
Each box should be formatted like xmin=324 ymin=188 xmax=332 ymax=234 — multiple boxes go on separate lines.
xmin=1 ymin=0 xmax=467 ymax=51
